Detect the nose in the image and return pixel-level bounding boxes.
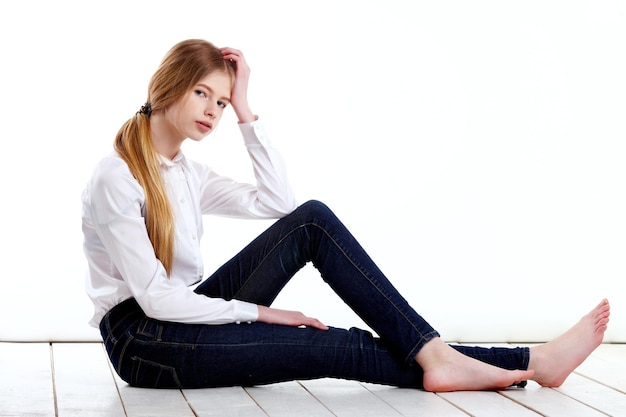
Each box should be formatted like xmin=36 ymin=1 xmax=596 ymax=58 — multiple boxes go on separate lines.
xmin=205 ymin=102 xmax=216 ymax=119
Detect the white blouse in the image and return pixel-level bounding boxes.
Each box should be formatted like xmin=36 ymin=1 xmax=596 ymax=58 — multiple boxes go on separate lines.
xmin=82 ymin=119 xmax=297 ymax=327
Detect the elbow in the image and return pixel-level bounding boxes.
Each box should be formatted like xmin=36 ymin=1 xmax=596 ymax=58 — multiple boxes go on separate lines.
xmin=135 ymin=293 xmax=171 ymax=322
xmin=257 ymin=191 xmax=297 ymax=217
xmin=273 ymin=195 xmax=298 ymax=217
xmin=279 ymin=195 xmax=298 ymax=215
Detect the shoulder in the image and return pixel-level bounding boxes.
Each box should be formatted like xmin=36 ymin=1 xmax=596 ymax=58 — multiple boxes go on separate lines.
xmin=90 ymin=153 xmax=138 ymax=190
xmin=92 ymin=152 xmax=132 ymax=177
xmin=86 ymin=153 xmax=144 ymax=211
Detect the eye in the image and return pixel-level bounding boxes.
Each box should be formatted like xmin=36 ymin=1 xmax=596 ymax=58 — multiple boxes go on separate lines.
xmin=217 ymin=100 xmax=228 ymax=109
xmin=194 ymin=89 xmax=207 ymax=98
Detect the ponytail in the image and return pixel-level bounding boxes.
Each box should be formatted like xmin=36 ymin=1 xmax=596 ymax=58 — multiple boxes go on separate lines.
xmin=114 ymin=113 xmax=175 ymax=275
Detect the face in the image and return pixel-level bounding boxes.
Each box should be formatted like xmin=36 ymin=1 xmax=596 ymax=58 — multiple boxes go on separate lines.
xmin=163 ymin=71 xmax=232 ymax=142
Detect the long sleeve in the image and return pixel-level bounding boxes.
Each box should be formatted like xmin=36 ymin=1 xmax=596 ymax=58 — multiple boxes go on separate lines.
xmin=82 ymin=118 xmax=295 ymax=327
xmin=195 ymin=119 xmax=297 ymax=217
xmin=82 ymin=156 xmax=259 ymax=327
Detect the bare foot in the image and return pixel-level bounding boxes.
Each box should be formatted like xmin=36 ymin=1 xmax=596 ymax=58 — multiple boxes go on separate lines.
xmin=416 ymin=337 xmax=535 ymax=392
xmin=527 ymin=299 xmax=610 ymax=387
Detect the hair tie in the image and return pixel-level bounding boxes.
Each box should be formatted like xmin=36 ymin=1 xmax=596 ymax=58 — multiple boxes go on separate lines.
xmin=138 ymin=102 xmax=152 ymax=117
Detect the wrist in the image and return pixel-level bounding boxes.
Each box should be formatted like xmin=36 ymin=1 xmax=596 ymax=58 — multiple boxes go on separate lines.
xmin=236 ymin=109 xmax=256 ymax=124
xmin=232 ymin=100 xmax=255 ymax=124
xmin=257 ymin=305 xmax=268 ymax=322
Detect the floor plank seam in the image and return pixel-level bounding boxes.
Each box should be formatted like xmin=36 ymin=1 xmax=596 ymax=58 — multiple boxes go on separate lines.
xmin=100 ymin=343 xmax=129 ymax=417
xmin=179 ymin=389 xmax=201 ymax=417
xmin=556 ymin=392 xmax=614 ymax=417
xmin=552 ymin=377 xmax=620 ymax=417
xmin=242 ymin=387 xmax=271 ymax=417
xmin=48 ymin=343 xmax=59 ymax=417
xmin=434 ymin=393 xmax=473 ymax=416
xmin=498 ymin=390 xmax=546 ymax=416
xmin=359 ymin=383 xmax=408 ymax=416
xmin=574 ymin=370 xmax=626 ymax=395
xmin=296 ymin=380 xmax=340 ymax=417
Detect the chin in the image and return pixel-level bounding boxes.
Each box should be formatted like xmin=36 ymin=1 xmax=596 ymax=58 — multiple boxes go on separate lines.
xmin=189 ymin=134 xmax=209 ymax=142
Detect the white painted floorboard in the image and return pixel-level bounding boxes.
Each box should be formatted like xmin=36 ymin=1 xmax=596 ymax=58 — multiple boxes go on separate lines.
xmin=1 ymin=342 xmax=625 ymax=417
xmin=52 ymin=343 xmax=125 ymax=417
xmin=245 ymin=381 xmax=336 ymax=417
xmin=0 ymin=343 xmax=55 ymax=417
xmin=183 ymin=386 xmax=269 ymax=417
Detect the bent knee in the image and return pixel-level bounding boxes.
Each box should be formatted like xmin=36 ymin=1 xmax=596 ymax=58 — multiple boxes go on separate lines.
xmin=297 ymin=200 xmax=334 ymax=217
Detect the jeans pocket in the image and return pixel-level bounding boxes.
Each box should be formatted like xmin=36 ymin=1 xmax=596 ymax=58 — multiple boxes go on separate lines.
xmin=129 ymin=356 xmax=182 ymax=388
xmin=135 ymin=319 xmax=164 ymax=341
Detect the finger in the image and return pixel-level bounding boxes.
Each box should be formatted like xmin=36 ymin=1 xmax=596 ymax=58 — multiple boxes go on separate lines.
xmin=220 ymin=47 xmax=240 ymax=54
xmin=305 ymin=317 xmax=329 ymax=331
xmin=222 ymin=52 xmax=243 ymax=68
xmin=220 ymin=47 xmax=242 ymax=59
xmin=313 ymin=322 xmax=330 ymax=331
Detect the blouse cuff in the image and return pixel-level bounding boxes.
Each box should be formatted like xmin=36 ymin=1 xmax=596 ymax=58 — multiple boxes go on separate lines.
xmin=239 ymin=116 xmax=270 ymax=147
xmin=234 ymin=300 xmax=260 ymax=323
xmin=237 ymin=115 xmax=259 ymax=125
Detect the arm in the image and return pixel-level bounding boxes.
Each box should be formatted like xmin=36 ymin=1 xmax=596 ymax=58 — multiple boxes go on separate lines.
xmin=87 ymin=158 xmax=326 ymax=329
xmin=86 ymin=156 xmax=259 ymax=325
xmin=196 ymin=48 xmax=296 ymax=217
xmin=195 ymin=120 xmax=297 ymax=218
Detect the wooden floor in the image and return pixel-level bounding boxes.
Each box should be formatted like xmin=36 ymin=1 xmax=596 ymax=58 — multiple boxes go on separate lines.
xmin=1 ymin=342 xmax=624 ymax=417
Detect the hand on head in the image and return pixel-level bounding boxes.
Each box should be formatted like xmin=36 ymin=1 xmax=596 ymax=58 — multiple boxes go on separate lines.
xmin=220 ymin=47 xmax=254 ymax=123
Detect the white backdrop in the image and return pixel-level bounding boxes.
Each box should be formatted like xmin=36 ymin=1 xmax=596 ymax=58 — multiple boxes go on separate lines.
xmin=0 ymin=0 xmax=624 ymax=343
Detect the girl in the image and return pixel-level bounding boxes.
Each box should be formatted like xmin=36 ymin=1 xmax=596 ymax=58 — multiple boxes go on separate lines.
xmin=82 ymin=39 xmax=610 ymax=391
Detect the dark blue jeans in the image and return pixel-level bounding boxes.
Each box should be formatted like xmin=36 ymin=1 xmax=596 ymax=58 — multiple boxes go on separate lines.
xmin=100 ymin=200 xmax=529 ymax=388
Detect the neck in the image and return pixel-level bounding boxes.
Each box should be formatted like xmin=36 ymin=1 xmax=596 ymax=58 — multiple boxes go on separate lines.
xmin=149 ymin=112 xmax=185 ymax=160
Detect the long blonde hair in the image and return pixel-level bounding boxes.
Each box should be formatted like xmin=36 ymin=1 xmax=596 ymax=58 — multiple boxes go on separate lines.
xmin=114 ymin=39 xmax=235 ymax=275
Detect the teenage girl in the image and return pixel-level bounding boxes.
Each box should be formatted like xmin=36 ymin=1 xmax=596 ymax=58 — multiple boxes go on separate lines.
xmin=82 ymin=39 xmax=610 ymax=391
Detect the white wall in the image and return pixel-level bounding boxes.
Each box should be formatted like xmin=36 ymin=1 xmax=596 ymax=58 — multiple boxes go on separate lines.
xmin=0 ymin=0 xmax=624 ymax=343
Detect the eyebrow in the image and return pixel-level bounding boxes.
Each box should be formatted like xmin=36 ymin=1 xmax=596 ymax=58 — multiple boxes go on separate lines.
xmin=197 ymin=83 xmax=231 ymax=102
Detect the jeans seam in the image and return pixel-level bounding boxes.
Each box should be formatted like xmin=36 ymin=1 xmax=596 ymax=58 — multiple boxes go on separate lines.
xmin=133 ymin=335 xmax=389 ymax=351
xmin=116 ymin=333 xmax=134 ymax=378
xmin=405 ymin=330 xmax=440 ymax=364
xmin=236 ymin=220 xmax=436 ymax=363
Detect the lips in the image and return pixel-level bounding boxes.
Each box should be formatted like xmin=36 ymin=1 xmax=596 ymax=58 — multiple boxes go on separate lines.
xmin=196 ymin=121 xmax=212 ymax=133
